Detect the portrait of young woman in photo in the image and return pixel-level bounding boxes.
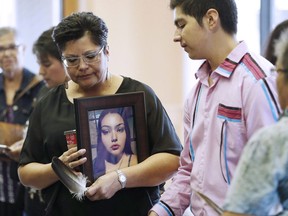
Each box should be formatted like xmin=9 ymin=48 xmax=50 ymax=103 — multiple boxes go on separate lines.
xmin=93 ymin=108 xmax=137 ymax=179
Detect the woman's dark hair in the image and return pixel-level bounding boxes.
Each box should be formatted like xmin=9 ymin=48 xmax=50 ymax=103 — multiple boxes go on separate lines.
xmin=33 ymin=26 xmax=61 ymax=62
xmin=264 ymin=19 xmax=288 ymax=65
xmin=170 ymin=0 xmax=238 ymax=34
xmin=52 ymin=12 xmax=108 ymax=51
xmin=93 ymin=108 xmax=132 ymax=178
xmin=275 ymin=29 xmax=288 ymax=83
xmin=282 ymin=47 xmax=288 ymax=83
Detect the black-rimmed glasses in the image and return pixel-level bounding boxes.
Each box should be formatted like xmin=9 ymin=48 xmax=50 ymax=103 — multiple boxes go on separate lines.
xmin=0 ymin=44 xmax=21 ymax=54
xmin=270 ymin=68 xmax=288 ymax=73
xmin=62 ymin=46 xmax=104 ymax=68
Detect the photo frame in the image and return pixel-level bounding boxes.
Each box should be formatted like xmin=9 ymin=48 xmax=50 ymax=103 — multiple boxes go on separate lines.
xmin=74 ymin=91 xmax=148 ymax=185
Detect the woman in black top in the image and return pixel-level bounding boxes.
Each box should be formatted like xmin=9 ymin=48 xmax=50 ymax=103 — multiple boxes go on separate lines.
xmin=18 ymin=12 xmax=182 ymax=216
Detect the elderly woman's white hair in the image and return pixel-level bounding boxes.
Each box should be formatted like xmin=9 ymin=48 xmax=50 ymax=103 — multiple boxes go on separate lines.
xmin=274 ymin=28 xmax=288 ymax=67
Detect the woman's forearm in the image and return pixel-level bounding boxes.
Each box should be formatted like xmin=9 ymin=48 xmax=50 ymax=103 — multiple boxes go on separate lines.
xmin=123 ymin=152 xmax=180 ymax=188
xmin=18 ymin=162 xmax=59 ymax=189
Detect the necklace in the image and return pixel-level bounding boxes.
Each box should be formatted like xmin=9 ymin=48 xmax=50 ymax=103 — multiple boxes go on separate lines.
xmin=118 ymin=155 xmax=124 ymax=169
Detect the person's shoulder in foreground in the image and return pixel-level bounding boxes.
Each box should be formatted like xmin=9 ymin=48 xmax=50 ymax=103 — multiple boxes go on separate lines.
xmin=222 ymin=117 xmax=288 ymax=216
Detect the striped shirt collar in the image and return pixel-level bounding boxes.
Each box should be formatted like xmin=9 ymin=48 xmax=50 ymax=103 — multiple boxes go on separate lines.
xmin=196 ymin=41 xmax=249 ymax=80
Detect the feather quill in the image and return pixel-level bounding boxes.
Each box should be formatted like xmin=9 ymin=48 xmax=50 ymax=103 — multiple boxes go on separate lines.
xmin=51 ymin=156 xmax=87 ymax=201
xmin=192 ymin=188 xmax=223 ymax=215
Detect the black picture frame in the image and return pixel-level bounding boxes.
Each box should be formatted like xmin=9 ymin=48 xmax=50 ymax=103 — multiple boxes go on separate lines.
xmin=74 ymin=91 xmax=148 ymax=185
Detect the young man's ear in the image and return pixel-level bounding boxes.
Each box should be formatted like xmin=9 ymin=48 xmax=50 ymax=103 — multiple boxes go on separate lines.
xmin=205 ymin=9 xmax=219 ymax=31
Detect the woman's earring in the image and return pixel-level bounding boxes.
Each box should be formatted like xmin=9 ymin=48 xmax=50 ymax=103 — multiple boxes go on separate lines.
xmin=64 ymin=76 xmax=69 ymax=89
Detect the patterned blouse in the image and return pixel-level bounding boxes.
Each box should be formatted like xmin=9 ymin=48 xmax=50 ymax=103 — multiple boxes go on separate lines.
xmin=223 ymin=114 xmax=288 ymax=216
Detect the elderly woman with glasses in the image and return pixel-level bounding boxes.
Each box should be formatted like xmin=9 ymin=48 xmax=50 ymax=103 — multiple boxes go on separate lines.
xmin=17 ymin=12 xmax=182 ymax=216
xmin=0 ymin=27 xmax=44 ymax=216
xmin=221 ymin=29 xmax=288 ymax=216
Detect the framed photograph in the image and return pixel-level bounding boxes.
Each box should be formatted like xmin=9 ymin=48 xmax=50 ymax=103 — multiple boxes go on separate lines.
xmin=74 ymin=91 xmax=148 ymax=185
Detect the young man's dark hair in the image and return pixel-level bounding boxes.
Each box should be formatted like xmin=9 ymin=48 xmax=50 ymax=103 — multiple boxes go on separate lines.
xmin=170 ymin=0 xmax=238 ymax=34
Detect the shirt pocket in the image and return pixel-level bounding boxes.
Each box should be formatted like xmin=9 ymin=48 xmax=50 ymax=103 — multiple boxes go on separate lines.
xmin=216 ymin=103 xmax=245 ymax=150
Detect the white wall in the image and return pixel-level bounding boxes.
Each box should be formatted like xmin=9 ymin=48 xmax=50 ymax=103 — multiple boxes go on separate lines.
xmin=0 ymin=0 xmax=61 ymax=73
xmin=0 ymin=0 xmax=16 ymax=27
xmin=15 ymin=0 xmax=61 ymax=73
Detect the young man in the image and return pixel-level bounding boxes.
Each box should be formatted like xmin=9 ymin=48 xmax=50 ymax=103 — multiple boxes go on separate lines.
xmin=149 ymin=0 xmax=280 ymax=215
xmin=221 ymin=28 xmax=288 ymax=216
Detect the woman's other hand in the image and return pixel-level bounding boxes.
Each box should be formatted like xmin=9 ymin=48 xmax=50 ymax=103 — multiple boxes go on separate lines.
xmin=58 ymin=147 xmax=87 ymax=170
xmin=85 ymin=171 xmax=121 ymax=200
xmin=3 ymin=139 xmax=24 ymax=161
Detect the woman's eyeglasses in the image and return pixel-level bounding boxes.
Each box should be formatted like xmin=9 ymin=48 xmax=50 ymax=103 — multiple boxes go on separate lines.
xmin=62 ymin=46 xmax=104 ymax=68
xmin=270 ymin=68 xmax=288 ymax=73
xmin=0 ymin=44 xmax=21 ymax=55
